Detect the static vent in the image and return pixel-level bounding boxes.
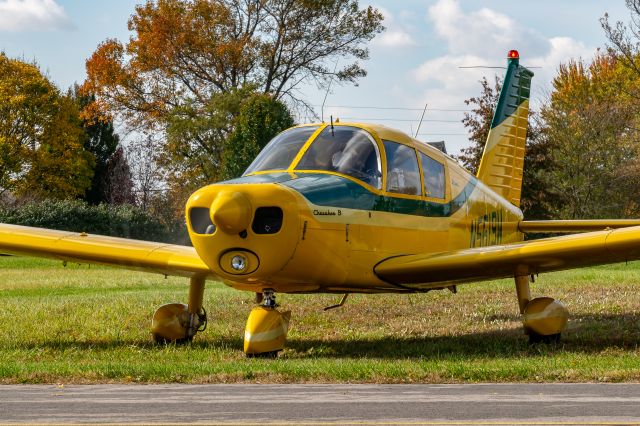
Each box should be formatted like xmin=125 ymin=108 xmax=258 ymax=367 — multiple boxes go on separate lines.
xmin=190 ymin=207 xmax=216 ymax=234
xmin=252 ymin=207 xmax=283 ymax=234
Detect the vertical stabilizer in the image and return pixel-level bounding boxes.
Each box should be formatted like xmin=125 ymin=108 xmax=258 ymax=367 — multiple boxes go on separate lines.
xmin=476 ymin=50 xmax=534 ymax=207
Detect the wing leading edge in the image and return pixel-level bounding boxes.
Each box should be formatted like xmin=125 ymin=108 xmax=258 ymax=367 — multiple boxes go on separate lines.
xmin=0 ymin=223 xmax=213 ymax=279
xmin=519 ymin=219 xmax=640 ymax=233
xmin=375 ymin=225 xmax=640 ymax=286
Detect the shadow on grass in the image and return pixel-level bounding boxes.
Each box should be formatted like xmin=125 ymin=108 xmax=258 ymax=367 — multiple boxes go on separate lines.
xmin=286 ymin=312 xmax=640 ymax=359
xmin=7 ymin=313 xmax=640 ymax=360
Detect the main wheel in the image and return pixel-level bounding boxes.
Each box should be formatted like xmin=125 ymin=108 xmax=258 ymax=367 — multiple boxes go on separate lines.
xmin=151 ymin=303 xmax=191 ymax=344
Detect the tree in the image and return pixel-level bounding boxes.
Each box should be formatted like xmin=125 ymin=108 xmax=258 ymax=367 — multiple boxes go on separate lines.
xmin=601 ymin=0 xmax=640 ymax=97
xmin=539 ymin=54 xmax=640 ymax=219
xmin=162 ymin=88 xmax=250 ymax=190
xmin=82 ymin=0 xmax=384 ymax=195
xmin=84 ymin=0 xmax=384 ymax=126
xmin=0 ymin=54 xmax=93 ymax=200
xmin=105 ymin=146 xmax=136 ymax=205
xmin=221 ymin=93 xmax=294 ymax=180
xmin=456 ymin=75 xmax=502 ymax=175
xmin=127 ymin=134 xmax=167 ymax=212
xmin=69 ymin=85 xmax=121 ymax=205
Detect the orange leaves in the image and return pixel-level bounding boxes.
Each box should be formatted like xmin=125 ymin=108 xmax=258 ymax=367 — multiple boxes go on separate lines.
xmin=85 ymin=39 xmax=126 ymax=88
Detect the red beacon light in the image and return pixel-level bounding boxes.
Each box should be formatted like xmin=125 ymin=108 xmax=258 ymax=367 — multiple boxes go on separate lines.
xmin=508 ymin=50 xmax=519 ymax=59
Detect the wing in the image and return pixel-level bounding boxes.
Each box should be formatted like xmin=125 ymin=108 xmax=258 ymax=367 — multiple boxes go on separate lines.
xmin=519 ymin=219 xmax=640 ymax=233
xmin=0 ymin=223 xmax=213 ymax=279
xmin=375 ymin=225 xmax=640 ymax=286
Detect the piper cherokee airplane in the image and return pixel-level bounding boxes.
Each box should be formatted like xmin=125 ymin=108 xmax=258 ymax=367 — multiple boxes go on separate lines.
xmin=2 ymin=50 xmax=640 ymax=356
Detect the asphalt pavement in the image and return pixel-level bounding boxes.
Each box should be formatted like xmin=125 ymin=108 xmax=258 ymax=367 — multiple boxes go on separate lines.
xmin=0 ymin=383 xmax=639 ymax=425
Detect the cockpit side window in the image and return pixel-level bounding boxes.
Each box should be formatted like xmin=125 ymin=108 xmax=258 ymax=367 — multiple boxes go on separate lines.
xmin=243 ymin=126 xmax=319 ymax=175
xmin=383 ymin=140 xmax=421 ymax=196
xmin=419 ymin=152 xmax=446 ymax=199
xmin=295 ymin=126 xmax=382 ymax=189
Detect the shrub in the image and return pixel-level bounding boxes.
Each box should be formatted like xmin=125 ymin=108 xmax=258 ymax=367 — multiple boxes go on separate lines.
xmin=0 ymin=199 xmax=186 ymax=243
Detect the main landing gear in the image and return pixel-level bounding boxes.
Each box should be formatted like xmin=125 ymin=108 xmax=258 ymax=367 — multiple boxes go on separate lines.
xmin=151 ymin=276 xmax=207 ymax=344
xmin=244 ymin=288 xmax=291 ymax=358
xmin=149 ymin=279 xmax=290 ymax=356
xmin=514 ymin=274 xmax=568 ymax=343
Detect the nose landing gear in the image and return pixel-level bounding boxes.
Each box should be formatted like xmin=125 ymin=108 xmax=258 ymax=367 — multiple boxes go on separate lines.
xmin=151 ymin=276 xmax=208 ymax=344
xmin=244 ymin=288 xmax=291 ymax=357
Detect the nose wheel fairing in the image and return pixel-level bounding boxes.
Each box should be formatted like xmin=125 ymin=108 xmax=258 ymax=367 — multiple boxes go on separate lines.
xmin=244 ymin=289 xmax=291 ymax=356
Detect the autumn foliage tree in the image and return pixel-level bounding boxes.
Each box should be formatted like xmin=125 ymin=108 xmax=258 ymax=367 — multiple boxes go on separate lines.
xmin=83 ymin=0 xmax=384 ymax=200
xmin=539 ymin=54 xmax=640 ymax=219
xmin=0 ymin=54 xmax=93 ymax=200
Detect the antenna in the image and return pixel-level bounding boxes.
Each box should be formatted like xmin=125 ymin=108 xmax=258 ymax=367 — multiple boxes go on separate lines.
xmin=414 ymin=103 xmax=428 ymax=138
xmin=458 ymin=66 xmax=541 ymax=69
xmin=321 ymin=61 xmax=340 ymax=122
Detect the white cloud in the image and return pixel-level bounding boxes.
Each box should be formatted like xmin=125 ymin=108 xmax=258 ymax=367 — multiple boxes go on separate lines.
xmin=372 ymin=6 xmax=417 ymax=48
xmin=427 ymin=0 xmax=550 ymax=59
xmin=0 ymin=0 xmax=73 ymax=32
xmin=412 ymin=0 xmax=598 ymax=102
xmin=405 ymin=0 xmax=600 ymax=153
xmin=376 ymin=30 xmax=417 ymax=48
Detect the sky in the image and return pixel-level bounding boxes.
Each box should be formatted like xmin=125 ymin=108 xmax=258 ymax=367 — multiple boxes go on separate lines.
xmin=0 ymin=0 xmax=632 ymax=154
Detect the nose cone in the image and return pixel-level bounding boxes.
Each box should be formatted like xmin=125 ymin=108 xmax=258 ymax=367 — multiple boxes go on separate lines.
xmin=186 ymin=180 xmax=300 ymax=288
xmin=211 ymin=191 xmax=252 ymax=234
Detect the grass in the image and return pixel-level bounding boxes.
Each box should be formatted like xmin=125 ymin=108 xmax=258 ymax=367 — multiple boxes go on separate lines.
xmin=1 ymin=255 xmax=639 ymax=383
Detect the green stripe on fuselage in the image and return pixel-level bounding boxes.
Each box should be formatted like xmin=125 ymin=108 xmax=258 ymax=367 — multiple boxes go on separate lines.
xmin=226 ymin=173 xmax=476 ymax=218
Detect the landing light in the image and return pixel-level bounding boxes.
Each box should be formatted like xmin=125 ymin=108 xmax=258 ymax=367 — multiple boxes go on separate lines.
xmin=508 ymin=50 xmax=519 ymax=59
xmin=231 ymin=255 xmax=247 ymax=271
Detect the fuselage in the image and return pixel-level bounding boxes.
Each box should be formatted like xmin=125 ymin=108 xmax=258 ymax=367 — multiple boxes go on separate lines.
xmin=186 ymin=122 xmax=523 ymax=294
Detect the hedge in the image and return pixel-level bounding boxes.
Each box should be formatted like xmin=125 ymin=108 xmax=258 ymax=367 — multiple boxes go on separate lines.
xmin=0 ymin=199 xmax=186 ymax=243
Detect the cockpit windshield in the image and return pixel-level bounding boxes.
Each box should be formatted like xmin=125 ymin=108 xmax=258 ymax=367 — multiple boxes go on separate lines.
xmin=295 ymin=126 xmax=382 ymax=188
xmin=244 ymin=126 xmax=319 ymax=175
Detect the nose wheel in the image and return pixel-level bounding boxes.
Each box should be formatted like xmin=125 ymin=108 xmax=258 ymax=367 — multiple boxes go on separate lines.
xmin=244 ymin=288 xmax=291 ymax=357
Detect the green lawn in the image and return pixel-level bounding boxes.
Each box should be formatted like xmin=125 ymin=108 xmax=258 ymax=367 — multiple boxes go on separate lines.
xmin=1 ymin=255 xmax=639 ymax=383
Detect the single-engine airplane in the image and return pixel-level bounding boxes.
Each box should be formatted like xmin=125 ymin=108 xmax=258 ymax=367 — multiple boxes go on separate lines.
xmin=3 ymin=50 xmax=640 ymax=356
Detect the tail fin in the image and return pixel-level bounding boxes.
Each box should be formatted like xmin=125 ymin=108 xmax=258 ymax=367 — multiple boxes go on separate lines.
xmin=476 ymin=50 xmax=534 ymax=207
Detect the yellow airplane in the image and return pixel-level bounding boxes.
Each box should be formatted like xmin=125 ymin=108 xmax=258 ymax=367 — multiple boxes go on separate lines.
xmin=2 ymin=50 xmax=640 ymax=356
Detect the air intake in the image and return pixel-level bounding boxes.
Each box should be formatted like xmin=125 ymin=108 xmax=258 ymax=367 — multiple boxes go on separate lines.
xmin=190 ymin=207 xmax=216 ymax=234
xmin=252 ymin=207 xmax=283 ymax=234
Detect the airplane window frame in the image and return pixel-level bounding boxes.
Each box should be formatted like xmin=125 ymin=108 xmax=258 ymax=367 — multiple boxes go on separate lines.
xmin=382 ymin=140 xmax=422 ymax=197
xmin=294 ymin=125 xmax=383 ymax=189
xmin=419 ymin=151 xmax=446 ymax=199
xmin=243 ymin=125 xmax=320 ymax=175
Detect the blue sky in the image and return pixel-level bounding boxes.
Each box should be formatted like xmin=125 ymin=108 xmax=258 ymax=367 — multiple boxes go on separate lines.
xmin=0 ymin=0 xmax=631 ymax=153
